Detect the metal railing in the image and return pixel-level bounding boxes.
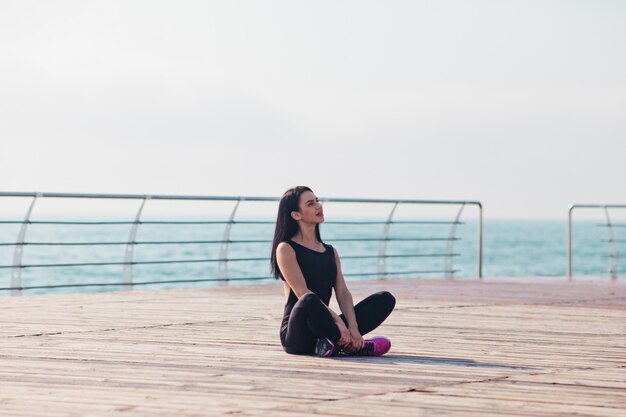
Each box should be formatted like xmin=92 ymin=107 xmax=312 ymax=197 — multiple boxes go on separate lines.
xmin=568 ymin=204 xmax=626 ymax=280
xmin=1 ymin=192 xmax=483 ymax=295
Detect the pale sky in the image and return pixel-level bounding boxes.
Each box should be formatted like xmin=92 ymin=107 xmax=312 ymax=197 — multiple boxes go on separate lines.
xmin=1 ymin=0 xmax=625 ymax=219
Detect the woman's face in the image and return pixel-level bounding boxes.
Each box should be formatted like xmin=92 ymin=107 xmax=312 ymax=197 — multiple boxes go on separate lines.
xmin=292 ymin=190 xmax=324 ymax=224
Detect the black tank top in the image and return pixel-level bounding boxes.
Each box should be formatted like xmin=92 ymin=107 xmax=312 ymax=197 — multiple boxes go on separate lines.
xmin=279 ymin=240 xmax=337 ymax=341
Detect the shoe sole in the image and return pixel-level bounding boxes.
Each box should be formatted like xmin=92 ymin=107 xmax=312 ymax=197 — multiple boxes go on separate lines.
xmin=314 ymin=338 xmax=335 ymax=357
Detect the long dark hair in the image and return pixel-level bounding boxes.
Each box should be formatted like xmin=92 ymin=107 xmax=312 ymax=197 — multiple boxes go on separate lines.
xmin=270 ymin=186 xmax=323 ymax=279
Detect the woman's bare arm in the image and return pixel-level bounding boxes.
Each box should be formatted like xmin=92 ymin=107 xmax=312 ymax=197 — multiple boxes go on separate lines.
xmin=333 ymin=248 xmax=363 ymax=349
xmin=276 ymin=242 xmax=311 ymax=298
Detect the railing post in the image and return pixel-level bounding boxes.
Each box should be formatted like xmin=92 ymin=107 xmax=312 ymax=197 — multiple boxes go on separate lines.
xmin=378 ymin=202 xmax=398 ymax=279
xmin=445 ymin=203 xmax=465 ymax=279
xmin=568 ymin=205 xmax=574 ymax=280
xmin=603 ymin=206 xmax=618 ymax=280
xmin=11 ymin=194 xmax=40 ymax=296
xmin=477 ymin=202 xmax=483 ymax=279
xmin=123 ymin=196 xmax=150 ymax=290
xmin=218 ymin=198 xmax=242 ymax=283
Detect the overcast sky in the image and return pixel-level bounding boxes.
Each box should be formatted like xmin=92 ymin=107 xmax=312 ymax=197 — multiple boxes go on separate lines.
xmin=1 ymin=0 xmax=624 ymax=219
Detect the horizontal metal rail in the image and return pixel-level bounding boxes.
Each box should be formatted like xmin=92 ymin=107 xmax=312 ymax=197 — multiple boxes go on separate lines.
xmin=0 ymin=269 xmax=460 ymax=292
xmin=0 ymin=237 xmax=461 ymax=247
xmin=1 ymin=191 xmax=483 ymax=294
xmin=568 ymin=204 xmax=626 ymax=280
xmin=343 ymin=254 xmax=459 ymax=260
xmin=0 ymin=253 xmax=459 ymax=270
xmin=0 ymin=240 xmax=272 ymax=246
xmin=0 ymin=276 xmax=272 ymax=291
xmin=0 ymin=220 xmax=464 ymax=225
xmin=0 ymin=191 xmax=480 ymax=205
xmin=345 ymin=269 xmax=460 ymax=277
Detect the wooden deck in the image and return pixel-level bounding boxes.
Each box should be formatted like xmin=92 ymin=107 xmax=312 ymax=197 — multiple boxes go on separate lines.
xmin=1 ymin=278 xmax=625 ymax=416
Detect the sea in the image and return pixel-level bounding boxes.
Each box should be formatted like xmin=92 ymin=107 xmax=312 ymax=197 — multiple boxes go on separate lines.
xmin=1 ymin=216 xmax=623 ymax=296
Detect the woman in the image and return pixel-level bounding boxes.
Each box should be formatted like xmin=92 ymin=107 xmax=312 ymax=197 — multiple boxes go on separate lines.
xmin=270 ymin=186 xmax=396 ymax=357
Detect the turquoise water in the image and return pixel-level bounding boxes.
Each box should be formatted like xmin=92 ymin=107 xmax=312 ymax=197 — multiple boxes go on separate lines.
xmin=0 ymin=219 xmax=623 ymax=295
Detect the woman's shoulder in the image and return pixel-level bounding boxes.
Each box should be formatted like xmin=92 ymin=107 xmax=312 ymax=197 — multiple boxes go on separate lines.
xmin=277 ymin=241 xmax=297 ymax=254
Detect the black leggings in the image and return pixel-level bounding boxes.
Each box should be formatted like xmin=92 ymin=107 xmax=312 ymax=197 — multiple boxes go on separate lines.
xmin=281 ymin=291 xmax=396 ymax=355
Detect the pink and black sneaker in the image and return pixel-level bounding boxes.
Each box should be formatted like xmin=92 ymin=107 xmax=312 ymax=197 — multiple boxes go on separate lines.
xmin=355 ymin=336 xmax=391 ymax=356
xmin=316 ymin=336 xmax=392 ymax=357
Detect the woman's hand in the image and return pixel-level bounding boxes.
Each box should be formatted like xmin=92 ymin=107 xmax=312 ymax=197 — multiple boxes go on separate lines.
xmin=335 ymin=319 xmax=351 ymax=347
xmin=349 ymin=327 xmax=364 ymax=351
